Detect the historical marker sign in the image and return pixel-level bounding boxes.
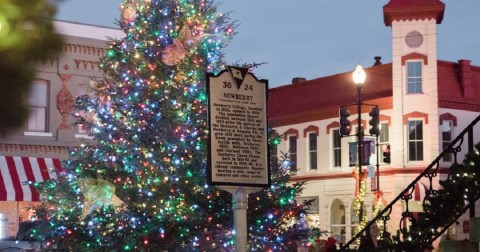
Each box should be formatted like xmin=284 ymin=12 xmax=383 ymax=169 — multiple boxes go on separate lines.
xmin=207 ymin=66 xmax=270 ymax=187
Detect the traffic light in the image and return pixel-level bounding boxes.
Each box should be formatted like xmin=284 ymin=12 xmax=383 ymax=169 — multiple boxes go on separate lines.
xmin=369 ymin=106 xmax=380 ymax=136
xmin=383 ymin=144 xmax=391 ymax=163
xmin=339 ymin=107 xmax=351 ymax=137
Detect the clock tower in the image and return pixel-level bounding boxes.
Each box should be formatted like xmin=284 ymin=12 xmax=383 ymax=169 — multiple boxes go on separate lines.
xmin=383 ymin=0 xmax=445 ymax=167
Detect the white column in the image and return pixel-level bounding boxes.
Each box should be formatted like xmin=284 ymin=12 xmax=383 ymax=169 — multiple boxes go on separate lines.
xmin=232 ymin=187 xmax=248 ymax=252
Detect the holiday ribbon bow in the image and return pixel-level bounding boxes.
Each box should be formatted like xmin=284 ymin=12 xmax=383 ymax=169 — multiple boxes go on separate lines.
xmin=352 ymin=167 xmax=368 ymax=197
xmin=79 ymin=176 xmax=124 ymax=219
xmin=162 ymin=26 xmax=205 ymax=66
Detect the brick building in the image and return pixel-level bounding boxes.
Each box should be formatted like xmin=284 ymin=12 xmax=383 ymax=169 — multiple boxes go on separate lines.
xmin=268 ymin=0 xmax=480 ymax=244
xmin=0 ymin=21 xmax=122 ymax=239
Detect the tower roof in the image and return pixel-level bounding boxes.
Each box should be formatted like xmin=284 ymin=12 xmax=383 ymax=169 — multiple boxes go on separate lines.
xmin=383 ymin=0 xmax=445 ymax=26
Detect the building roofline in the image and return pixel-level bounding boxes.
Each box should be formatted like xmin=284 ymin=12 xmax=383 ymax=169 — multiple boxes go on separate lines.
xmin=53 ymin=20 xmax=124 ymax=40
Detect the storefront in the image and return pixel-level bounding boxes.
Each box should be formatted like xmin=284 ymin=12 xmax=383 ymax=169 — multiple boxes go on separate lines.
xmin=0 ymin=156 xmax=61 ymax=238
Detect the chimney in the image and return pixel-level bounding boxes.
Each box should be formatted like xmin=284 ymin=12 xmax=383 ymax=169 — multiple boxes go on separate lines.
xmin=292 ymin=77 xmax=307 ymax=84
xmin=373 ymin=56 xmax=382 ymax=66
xmin=458 ymin=59 xmax=474 ymax=98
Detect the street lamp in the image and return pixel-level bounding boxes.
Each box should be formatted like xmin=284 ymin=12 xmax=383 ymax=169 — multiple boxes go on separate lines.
xmin=352 ymin=64 xmax=366 ymax=226
xmin=352 ymin=65 xmax=366 ymax=180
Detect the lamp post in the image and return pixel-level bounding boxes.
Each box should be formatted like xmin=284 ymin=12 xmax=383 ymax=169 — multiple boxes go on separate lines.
xmin=352 ymin=65 xmax=366 ymax=181
xmin=352 ymin=64 xmax=366 ymax=223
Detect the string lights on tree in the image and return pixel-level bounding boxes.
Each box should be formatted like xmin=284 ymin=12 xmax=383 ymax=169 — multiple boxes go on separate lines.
xmin=34 ymin=0 xmax=313 ymax=250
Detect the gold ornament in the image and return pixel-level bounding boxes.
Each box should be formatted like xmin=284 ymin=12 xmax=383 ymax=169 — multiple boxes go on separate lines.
xmin=88 ymin=79 xmax=111 ymax=104
xmin=119 ymin=0 xmax=137 ymax=24
xmin=162 ymin=26 xmax=205 ymax=66
xmin=78 ymin=176 xmax=124 ymax=219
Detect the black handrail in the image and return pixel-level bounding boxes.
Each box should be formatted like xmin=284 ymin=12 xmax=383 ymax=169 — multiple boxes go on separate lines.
xmin=341 ymin=114 xmax=480 ymax=250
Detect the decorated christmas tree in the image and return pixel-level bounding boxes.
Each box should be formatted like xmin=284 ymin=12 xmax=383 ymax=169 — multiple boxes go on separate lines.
xmin=35 ymin=0 xmax=313 ymax=250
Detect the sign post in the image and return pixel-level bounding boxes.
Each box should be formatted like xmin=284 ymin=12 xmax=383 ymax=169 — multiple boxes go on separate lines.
xmin=207 ymin=66 xmax=270 ymax=252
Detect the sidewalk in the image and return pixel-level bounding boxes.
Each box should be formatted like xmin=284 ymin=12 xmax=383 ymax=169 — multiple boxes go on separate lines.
xmin=0 ymin=239 xmax=45 ymax=252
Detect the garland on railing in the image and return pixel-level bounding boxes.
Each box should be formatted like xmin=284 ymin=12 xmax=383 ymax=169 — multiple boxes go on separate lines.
xmin=388 ymin=142 xmax=480 ymax=251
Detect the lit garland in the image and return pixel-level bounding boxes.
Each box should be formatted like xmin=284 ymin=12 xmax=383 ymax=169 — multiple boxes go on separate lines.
xmin=352 ymin=167 xmax=368 ymax=233
xmin=373 ymin=190 xmax=386 ymax=217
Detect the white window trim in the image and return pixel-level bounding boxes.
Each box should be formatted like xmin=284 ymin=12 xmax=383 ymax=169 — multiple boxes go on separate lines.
xmin=24 ymin=132 xmax=53 ymax=137
xmin=406 ymin=119 xmax=424 ymax=163
xmin=307 ymin=132 xmax=318 ymax=171
xmin=379 ymin=122 xmax=390 ymax=165
xmin=406 ymin=60 xmax=423 ymax=94
xmin=331 ymin=128 xmax=342 ymax=169
xmin=75 ymin=133 xmax=94 ymax=139
xmin=441 ymin=120 xmax=454 ymax=163
xmin=288 ymin=135 xmax=298 ymax=171
xmin=27 ymin=79 xmax=49 ymax=132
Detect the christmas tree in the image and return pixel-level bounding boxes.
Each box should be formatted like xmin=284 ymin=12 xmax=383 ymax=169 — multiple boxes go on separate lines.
xmin=35 ymin=0 xmax=313 ymax=251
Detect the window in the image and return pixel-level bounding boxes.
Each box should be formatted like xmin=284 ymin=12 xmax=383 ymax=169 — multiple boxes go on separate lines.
xmin=27 ymin=80 xmax=49 ymax=132
xmin=349 ymin=140 xmax=372 ymax=166
xmin=309 ymin=133 xmax=317 ymax=170
xmin=331 ymin=199 xmax=346 ymax=244
xmin=76 ymin=85 xmax=89 ymax=134
xmin=441 ymin=120 xmax=453 ymax=162
xmin=296 ymin=196 xmax=319 ymax=214
xmin=379 ymin=122 xmax=389 ymax=143
xmin=379 ymin=122 xmax=390 ymax=164
xmin=407 ymin=61 xmax=422 ymax=93
xmin=270 ymin=141 xmax=278 ymax=166
xmin=288 ymin=136 xmax=297 ymax=171
xmin=408 ymin=120 xmax=423 ymax=161
xmin=333 ymin=129 xmax=341 ymax=167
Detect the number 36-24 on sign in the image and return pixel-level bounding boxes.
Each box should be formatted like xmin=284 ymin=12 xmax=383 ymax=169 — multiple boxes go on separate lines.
xmin=206 ymin=66 xmax=270 ymax=187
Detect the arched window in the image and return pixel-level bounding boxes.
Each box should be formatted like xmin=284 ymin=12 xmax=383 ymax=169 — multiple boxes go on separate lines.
xmin=330 ymin=199 xmax=346 ymax=244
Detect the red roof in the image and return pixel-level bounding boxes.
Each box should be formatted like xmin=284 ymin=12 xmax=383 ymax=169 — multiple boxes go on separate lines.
xmin=383 ymin=0 xmax=445 ymax=26
xmin=268 ymin=60 xmax=480 ymax=127
xmin=438 ymin=60 xmax=480 ymax=109
xmin=268 ymin=64 xmax=393 ymax=127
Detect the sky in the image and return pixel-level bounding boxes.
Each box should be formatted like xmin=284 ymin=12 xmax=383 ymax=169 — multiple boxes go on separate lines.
xmin=55 ymin=0 xmax=480 ymax=88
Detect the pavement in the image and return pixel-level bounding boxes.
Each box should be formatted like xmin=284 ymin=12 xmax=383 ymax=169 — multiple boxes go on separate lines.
xmin=0 ymin=239 xmax=45 ymax=252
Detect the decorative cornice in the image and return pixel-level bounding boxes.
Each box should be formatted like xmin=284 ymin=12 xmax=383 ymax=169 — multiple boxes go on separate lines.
xmin=283 ymin=128 xmax=299 ymax=140
xmin=439 ymin=112 xmax=457 ymax=127
xmin=383 ymin=0 xmax=445 ymax=26
xmin=401 ymin=53 xmax=428 ymax=65
xmin=326 ymin=122 xmax=339 ymax=134
xmin=303 ymin=125 xmax=319 ymax=137
xmin=64 ymin=44 xmax=106 ymax=57
xmin=439 ymin=99 xmax=480 ymax=112
xmin=0 ymin=143 xmax=69 ymax=156
xmin=74 ymin=59 xmax=101 ymax=71
xmin=40 ymin=57 xmax=57 ymax=67
xmin=380 ymin=114 xmax=392 ymax=126
xmin=403 ymin=111 xmax=429 ymax=125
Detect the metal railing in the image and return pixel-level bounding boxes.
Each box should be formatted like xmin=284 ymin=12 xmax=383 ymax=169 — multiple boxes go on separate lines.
xmin=341 ymin=114 xmax=480 ymax=251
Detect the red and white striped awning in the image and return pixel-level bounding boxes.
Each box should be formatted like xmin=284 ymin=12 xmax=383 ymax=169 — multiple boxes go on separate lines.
xmin=411 ymin=182 xmax=428 ymax=201
xmin=0 ymin=156 xmax=62 ymax=201
xmin=404 ymin=182 xmax=429 ymax=201
xmin=404 ymin=182 xmax=429 ymax=212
